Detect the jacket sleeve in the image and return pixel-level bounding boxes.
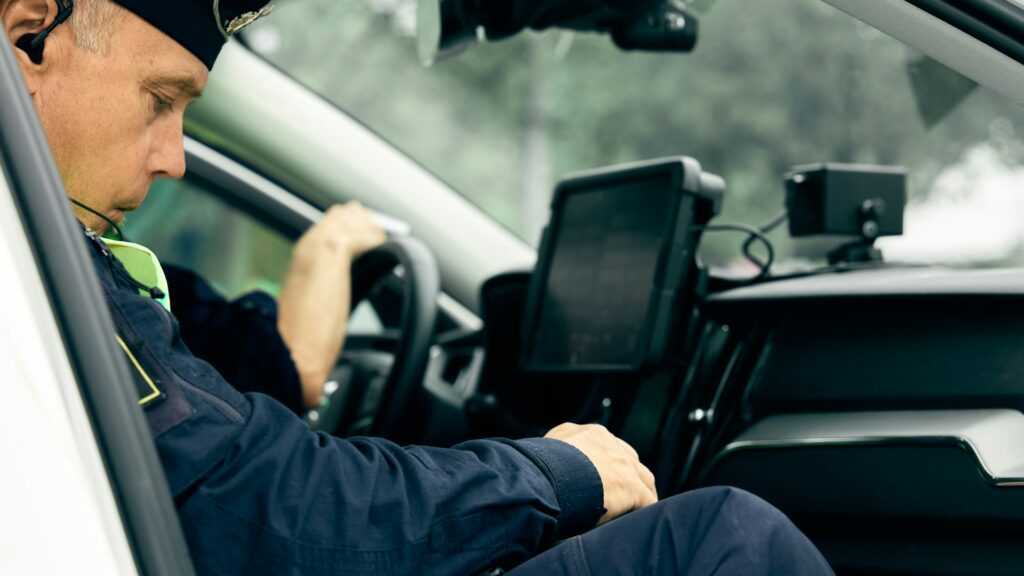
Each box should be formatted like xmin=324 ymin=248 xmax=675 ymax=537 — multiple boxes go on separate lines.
xmin=163 ymin=265 xmax=306 ymax=415
xmin=177 ymin=395 xmax=605 ymax=576
xmin=104 ymin=259 xmax=604 ymax=576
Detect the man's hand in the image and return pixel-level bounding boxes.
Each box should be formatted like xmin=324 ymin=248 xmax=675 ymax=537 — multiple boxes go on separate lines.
xmin=545 ymin=423 xmax=658 ymax=525
xmin=277 ymin=203 xmax=387 ymax=408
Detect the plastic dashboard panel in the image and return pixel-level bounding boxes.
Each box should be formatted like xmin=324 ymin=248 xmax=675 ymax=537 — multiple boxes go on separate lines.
xmin=701 ymin=410 xmax=1024 ymax=575
xmin=704 ymin=269 xmax=1024 ymax=416
xmin=688 ymin=268 xmax=1024 ymax=573
xmin=706 ymin=410 xmax=1024 ymax=488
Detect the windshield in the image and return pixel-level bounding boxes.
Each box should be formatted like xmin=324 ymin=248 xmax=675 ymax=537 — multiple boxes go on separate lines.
xmin=245 ymin=0 xmax=1024 ymax=270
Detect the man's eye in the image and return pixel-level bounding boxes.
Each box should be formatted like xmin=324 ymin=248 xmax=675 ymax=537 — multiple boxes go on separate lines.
xmin=150 ymin=92 xmax=174 ymax=114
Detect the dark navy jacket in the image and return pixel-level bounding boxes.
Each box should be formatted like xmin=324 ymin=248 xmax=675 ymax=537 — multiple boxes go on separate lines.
xmin=163 ymin=265 xmax=308 ymax=415
xmin=83 ymin=230 xmax=605 ymax=576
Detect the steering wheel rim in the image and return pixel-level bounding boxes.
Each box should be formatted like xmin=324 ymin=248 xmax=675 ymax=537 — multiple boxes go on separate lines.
xmin=349 ymin=236 xmax=440 ymax=439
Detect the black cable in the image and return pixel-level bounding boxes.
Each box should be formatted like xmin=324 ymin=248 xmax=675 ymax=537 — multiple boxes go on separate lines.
xmin=758 ymin=210 xmax=789 ymax=234
xmin=700 ymin=223 xmax=775 ymax=282
xmin=70 ymin=197 xmax=125 ymax=240
xmin=70 ymin=199 xmax=167 ymax=299
xmin=739 ymin=210 xmax=788 ymax=269
xmin=701 ymin=211 xmax=904 ymax=289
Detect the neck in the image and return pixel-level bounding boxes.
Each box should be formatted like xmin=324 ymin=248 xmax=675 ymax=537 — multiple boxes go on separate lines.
xmin=70 ymin=200 xmax=121 ymax=239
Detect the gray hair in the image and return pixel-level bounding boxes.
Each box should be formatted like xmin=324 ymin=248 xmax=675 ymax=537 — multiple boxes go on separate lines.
xmin=69 ymin=0 xmax=120 ymax=54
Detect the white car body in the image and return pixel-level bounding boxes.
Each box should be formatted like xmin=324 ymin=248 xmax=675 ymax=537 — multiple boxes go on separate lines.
xmin=0 ymin=170 xmax=136 ymax=574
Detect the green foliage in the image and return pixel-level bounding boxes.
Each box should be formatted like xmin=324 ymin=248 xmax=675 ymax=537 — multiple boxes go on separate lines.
xmin=248 ymin=0 xmax=1024 ymax=265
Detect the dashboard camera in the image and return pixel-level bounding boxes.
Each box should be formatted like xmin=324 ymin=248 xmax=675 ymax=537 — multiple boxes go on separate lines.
xmin=785 ymin=163 xmax=907 ymax=264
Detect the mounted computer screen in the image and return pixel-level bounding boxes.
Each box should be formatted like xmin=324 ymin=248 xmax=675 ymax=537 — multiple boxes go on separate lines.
xmin=521 ymin=157 xmax=723 ymax=375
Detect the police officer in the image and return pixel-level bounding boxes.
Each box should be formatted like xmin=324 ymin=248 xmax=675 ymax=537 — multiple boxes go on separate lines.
xmin=2 ymin=0 xmax=834 ymax=574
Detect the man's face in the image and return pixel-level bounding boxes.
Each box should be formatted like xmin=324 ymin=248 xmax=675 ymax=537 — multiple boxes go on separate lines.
xmin=3 ymin=0 xmax=208 ymax=232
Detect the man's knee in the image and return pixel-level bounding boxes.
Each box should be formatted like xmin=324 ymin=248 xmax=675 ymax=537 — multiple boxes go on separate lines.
xmin=658 ymin=487 xmax=833 ymax=575
xmin=697 ymin=486 xmax=785 ymax=526
xmin=658 ymin=486 xmax=782 ymax=532
xmin=672 ymin=486 xmax=806 ymax=545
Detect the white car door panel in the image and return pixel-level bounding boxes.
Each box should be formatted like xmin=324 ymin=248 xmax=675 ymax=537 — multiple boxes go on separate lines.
xmin=0 ymin=166 xmax=136 ymax=575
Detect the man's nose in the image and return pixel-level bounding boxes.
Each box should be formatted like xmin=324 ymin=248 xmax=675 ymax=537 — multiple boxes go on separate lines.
xmin=149 ymin=120 xmax=187 ymax=180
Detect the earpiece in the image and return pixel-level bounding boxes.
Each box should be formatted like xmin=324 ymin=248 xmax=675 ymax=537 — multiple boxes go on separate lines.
xmin=13 ymin=0 xmax=75 ymax=65
xmin=15 ymin=33 xmax=45 ymax=64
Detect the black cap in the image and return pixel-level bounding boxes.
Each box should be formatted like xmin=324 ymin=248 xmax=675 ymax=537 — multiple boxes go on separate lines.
xmin=113 ymin=0 xmax=273 ymax=69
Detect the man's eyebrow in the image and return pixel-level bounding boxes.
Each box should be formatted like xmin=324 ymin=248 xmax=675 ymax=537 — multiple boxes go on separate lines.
xmin=144 ymin=75 xmax=204 ymax=100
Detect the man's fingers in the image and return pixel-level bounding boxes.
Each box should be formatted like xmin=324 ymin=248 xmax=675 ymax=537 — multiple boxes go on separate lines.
xmin=635 ymin=461 xmax=658 ymax=505
xmin=637 ymin=482 xmax=658 ymax=509
xmin=634 ymin=460 xmax=656 ymax=493
xmin=615 ymin=436 xmax=640 ymax=462
xmin=545 ymin=422 xmax=660 ymax=522
xmin=613 ymin=436 xmax=655 ymax=504
xmin=320 ymin=202 xmax=388 ymax=258
xmin=544 ymin=422 xmax=578 ymax=438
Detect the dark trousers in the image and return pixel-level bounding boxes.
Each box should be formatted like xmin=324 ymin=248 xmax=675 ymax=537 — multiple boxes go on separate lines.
xmin=509 ymin=487 xmax=834 ymax=576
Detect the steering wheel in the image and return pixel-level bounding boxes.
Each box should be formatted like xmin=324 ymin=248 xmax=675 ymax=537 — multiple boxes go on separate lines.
xmin=332 ymin=236 xmax=440 ymax=439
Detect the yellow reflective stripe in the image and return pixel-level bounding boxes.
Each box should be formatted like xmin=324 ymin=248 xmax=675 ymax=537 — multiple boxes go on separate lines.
xmin=101 ymin=238 xmax=171 ymax=313
xmin=116 ymin=335 xmax=161 ymax=406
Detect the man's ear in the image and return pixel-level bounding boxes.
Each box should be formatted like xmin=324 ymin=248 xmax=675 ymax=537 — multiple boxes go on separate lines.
xmin=2 ymin=0 xmax=61 ymax=86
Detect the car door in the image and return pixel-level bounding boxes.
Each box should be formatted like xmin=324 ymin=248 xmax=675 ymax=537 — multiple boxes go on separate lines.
xmin=0 ymin=32 xmax=195 ymax=576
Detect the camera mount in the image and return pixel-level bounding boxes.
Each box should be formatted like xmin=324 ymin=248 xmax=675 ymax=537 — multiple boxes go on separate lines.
xmin=784 ymin=164 xmax=907 ymax=265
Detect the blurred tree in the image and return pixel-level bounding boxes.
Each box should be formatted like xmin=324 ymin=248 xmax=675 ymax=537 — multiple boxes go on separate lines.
xmin=245 ymin=0 xmax=1024 ymax=266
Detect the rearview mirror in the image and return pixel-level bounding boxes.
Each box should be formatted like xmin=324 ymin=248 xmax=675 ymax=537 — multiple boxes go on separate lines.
xmin=417 ymin=0 xmax=699 ymax=66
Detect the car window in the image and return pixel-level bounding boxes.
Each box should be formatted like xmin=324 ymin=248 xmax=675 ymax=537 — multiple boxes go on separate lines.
xmin=126 ymin=177 xmax=383 ymax=333
xmin=126 ymin=178 xmax=292 ymax=299
xmin=244 ymin=0 xmax=1024 ymax=269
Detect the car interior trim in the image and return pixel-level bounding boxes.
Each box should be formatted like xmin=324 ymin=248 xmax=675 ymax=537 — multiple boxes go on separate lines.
xmin=823 ymin=0 xmax=1024 ymax=105
xmin=904 ymin=0 xmax=1024 ymax=64
xmin=708 ymin=267 xmax=1024 ymax=303
xmin=710 ymin=409 xmax=1024 ymax=484
xmin=184 ymin=137 xmax=326 ymax=235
